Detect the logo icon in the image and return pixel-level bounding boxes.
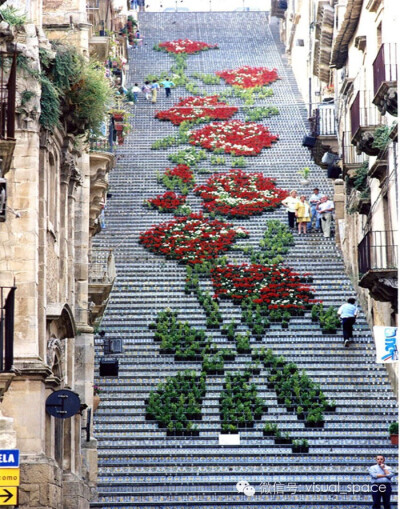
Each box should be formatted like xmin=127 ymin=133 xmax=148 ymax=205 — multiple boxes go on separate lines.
xmin=236 ymin=480 xmax=255 ymax=497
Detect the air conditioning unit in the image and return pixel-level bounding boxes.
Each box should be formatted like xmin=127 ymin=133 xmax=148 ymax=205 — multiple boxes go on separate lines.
xmin=99 ymin=358 xmax=119 ymax=376
xmin=327 ymin=165 xmax=342 ymax=179
xmin=302 ymin=135 xmax=316 ymax=148
xmin=321 ymin=152 xmax=338 ymax=165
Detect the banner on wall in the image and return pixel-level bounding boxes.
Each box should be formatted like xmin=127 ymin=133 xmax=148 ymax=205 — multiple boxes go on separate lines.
xmin=373 ymin=326 xmax=398 ymax=363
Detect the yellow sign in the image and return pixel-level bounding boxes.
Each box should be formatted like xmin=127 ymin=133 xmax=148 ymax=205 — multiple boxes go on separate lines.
xmin=0 ymin=469 xmax=19 ymax=487
xmin=0 ymin=487 xmax=17 ymax=505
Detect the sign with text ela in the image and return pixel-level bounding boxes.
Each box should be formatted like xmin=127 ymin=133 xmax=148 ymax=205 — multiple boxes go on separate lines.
xmin=374 ymin=326 xmax=398 ymax=363
xmin=0 ymin=469 xmax=20 ymax=487
xmin=0 ymin=487 xmax=18 ymax=505
xmin=0 ymin=450 xmax=19 ymax=468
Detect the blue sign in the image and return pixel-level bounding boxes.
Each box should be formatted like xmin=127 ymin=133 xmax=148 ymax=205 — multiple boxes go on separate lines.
xmin=0 ymin=450 xmax=19 ymax=468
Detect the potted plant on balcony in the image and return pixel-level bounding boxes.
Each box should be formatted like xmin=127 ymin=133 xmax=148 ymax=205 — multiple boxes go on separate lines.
xmin=388 ymin=422 xmax=398 ymax=445
xmin=93 ymin=384 xmax=102 ymax=412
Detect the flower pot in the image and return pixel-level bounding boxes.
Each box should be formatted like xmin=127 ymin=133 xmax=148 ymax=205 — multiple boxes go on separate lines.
xmin=263 ymin=430 xmax=275 ymax=436
xmin=275 ymin=437 xmax=291 ymax=444
xmin=114 ymin=123 xmax=124 ymax=131
xmin=305 ymin=421 xmax=324 ymax=428
xmin=93 ymin=394 xmax=100 ymax=412
xmin=113 ymin=113 xmax=124 ymax=121
xmin=390 ymin=434 xmax=398 ymax=446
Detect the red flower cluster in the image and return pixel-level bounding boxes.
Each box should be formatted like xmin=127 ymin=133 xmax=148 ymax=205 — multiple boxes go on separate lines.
xmin=189 ymin=120 xmax=279 ymax=156
xmin=139 ymin=213 xmax=248 ymax=265
xmin=194 ymin=169 xmax=288 ymax=217
xmin=155 ymin=96 xmax=238 ymax=125
xmin=157 ymin=39 xmax=218 ymax=54
xmin=211 ymin=263 xmax=314 ymax=309
xmin=164 ymin=164 xmax=194 ymax=184
xmin=216 ymin=66 xmax=280 ymax=89
xmin=146 ymin=191 xmax=186 ymax=212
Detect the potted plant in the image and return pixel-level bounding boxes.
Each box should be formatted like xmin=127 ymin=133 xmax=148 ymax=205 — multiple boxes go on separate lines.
xmin=93 ymin=384 xmax=102 ymax=412
xmin=298 ymin=167 xmax=311 ymax=184
xmin=388 ymin=422 xmax=398 ymax=445
xmin=263 ymin=422 xmax=278 ymax=436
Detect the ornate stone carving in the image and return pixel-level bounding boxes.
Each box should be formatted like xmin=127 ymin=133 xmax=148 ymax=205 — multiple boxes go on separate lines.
xmin=356 ymin=130 xmax=380 ymax=156
xmin=46 ymin=337 xmax=63 ymax=379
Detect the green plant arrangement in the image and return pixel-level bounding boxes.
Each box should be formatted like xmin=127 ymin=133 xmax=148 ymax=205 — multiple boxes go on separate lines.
xmin=168 ymin=147 xmax=207 ymax=167
xmin=220 ymin=370 xmax=265 ymax=433
xmin=146 ymin=371 xmax=205 ymax=435
xmin=298 ymin=167 xmax=311 ymax=180
xmin=244 ymin=106 xmax=279 ymax=122
xmin=389 ymin=421 xmax=398 ymax=445
xmin=251 ymin=220 xmax=294 ymax=265
xmin=191 ymin=72 xmax=221 ymax=85
xmin=372 ymin=125 xmax=391 ymax=151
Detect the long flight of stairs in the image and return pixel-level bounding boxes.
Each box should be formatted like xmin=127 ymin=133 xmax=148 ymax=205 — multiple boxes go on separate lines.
xmin=92 ymin=11 xmax=398 ymax=508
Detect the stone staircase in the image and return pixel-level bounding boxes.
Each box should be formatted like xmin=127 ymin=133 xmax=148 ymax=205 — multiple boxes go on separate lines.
xmin=92 ymin=11 xmax=398 ymax=508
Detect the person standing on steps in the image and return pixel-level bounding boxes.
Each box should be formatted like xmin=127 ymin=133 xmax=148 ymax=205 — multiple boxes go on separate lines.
xmin=368 ymin=455 xmax=395 ymax=509
xmin=337 ymin=297 xmax=359 ymax=347
xmin=142 ymin=80 xmax=151 ymax=101
xmin=294 ymin=195 xmax=311 ymax=235
xmin=281 ymin=190 xmax=300 ymax=229
xmin=307 ymin=187 xmax=322 ymax=232
xmin=131 ymin=83 xmax=141 ymax=104
xmin=317 ymin=195 xmax=334 ymax=238
xmin=160 ymin=78 xmax=175 ymax=98
xmin=151 ymin=80 xmax=160 ymax=104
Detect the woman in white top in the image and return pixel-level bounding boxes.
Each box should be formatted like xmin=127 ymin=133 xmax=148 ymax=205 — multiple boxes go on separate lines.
xmin=281 ymin=190 xmax=300 ymax=229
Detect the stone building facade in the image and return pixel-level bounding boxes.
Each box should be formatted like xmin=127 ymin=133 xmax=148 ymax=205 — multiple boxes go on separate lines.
xmin=271 ymin=0 xmax=398 ymax=391
xmin=0 ymin=0 xmax=124 ymax=505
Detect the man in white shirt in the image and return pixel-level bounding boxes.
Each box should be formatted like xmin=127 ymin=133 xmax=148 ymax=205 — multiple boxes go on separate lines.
xmin=368 ymin=455 xmax=395 ymax=509
xmin=307 ymin=187 xmax=322 ymax=232
xmin=316 ymin=195 xmax=334 ymax=238
xmin=281 ymin=190 xmax=300 ymax=229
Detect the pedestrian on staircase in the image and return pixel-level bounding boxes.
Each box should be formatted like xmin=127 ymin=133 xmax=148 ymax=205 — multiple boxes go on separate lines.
xmin=160 ymin=78 xmax=175 ymax=98
xmin=281 ymin=190 xmax=300 ymax=229
xmin=307 ymin=187 xmax=322 ymax=231
xmin=131 ymin=83 xmax=141 ymax=104
xmin=337 ymin=297 xmax=358 ymax=347
xmin=142 ymin=81 xmax=151 ymax=101
xmin=368 ymin=455 xmax=395 ymax=509
xmin=317 ymin=195 xmax=334 ymax=238
xmin=151 ymin=80 xmax=160 ymax=103
xmin=294 ymin=195 xmax=311 ymax=235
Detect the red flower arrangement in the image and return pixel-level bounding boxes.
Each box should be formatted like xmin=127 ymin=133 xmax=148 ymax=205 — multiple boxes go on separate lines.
xmin=155 ymin=96 xmax=238 ymax=125
xmin=164 ymin=164 xmax=194 ymax=184
xmin=156 ymin=39 xmax=218 ymax=54
xmin=189 ymin=120 xmax=278 ymax=156
xmin=216 ymin=66 xmax=279 ymax=89
xmin=211 ymin=263 xmax=314 ymax=310
xmin=145 ymin=191 xmax=187 ymax=212
xmin=194 ymin=169 xmax=288 ymax=217
xmin=139 ymin=213 xmax=248 ymax=265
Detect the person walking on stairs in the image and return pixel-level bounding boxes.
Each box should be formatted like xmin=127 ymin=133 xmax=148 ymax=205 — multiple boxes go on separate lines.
xmin=368 ymin=455 xmax=395 ymax=509
xmin=317 ymin=195 xmax=334 ymax=238
xmin=151 ymin=80 xmax=160 ymax=103
xmin=142 ymin=81 xmax=151 ymax=101
xmin=281 ymin=190 xmax=300 ymax=229
xmin=307 ymin=187 xmax=322 ymax=232
xmin=160 ymin=78 xmax=175 ymax=98
xmin=294 ymin=195 xmax=311 ymax=235
xmin=337 ymin=297 xmax=358 ymax=347
xmin=131 ymin=83 xmax=141 ymax=104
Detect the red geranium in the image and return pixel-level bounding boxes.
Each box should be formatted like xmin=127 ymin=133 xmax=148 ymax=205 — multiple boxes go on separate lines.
xmin=194 ymin=169 xmax=288 ymax=217
xmin=216 ymin=66 xmax=279 ymax=88
xmin=211 ymin=263 xmax=314 ymax=310
xmin=156 ymin=39 xmax=218 ymax=54
xmin=155 ymin=96 xmax=238 ymax=125
xmin=139 ymin=213 xmax=248 ymax=265
xmin=164 ymin=164 xmax=194 ymax=184
xmin=145 ymin=191 xmax=186 ymax=212
xmin=189 ymin=120 xmax=278 ymax=156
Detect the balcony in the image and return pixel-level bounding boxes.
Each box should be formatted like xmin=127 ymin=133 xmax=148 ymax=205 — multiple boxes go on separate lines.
xmin=89 ymin=137 xmax=115 ymax=237
xmin=358 ymin=230 xmax=398 ymax=309
xmin=0 ymin=286 xmax=16 ymax=400
xmin=0 ymin=51 xmax=17 ymax=176
xmin=368 ymin=149 xmax=388 ymax=186
xmin=342 ymin=131 xmax=367 ymax=178
xmin=350 ymin=91 xmax=380 ymax=156
xmin=88 ymin=249 xmax=116 ymax=327
xmin=309 ymin=101 xmax=338 ymax=167
xmin=372 ymin=43 xmax=397 ymax=117
xmin=270 ymin=0 xmax=287 ymax=19
xmin=89 ymin=32 xmax=111 ymax=61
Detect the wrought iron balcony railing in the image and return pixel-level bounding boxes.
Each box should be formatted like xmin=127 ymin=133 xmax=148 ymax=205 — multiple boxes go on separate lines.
xmin=373 ymin=43 xmax=398 ymax=97
xmin=358 ymin=230 xmax=398 ymax=275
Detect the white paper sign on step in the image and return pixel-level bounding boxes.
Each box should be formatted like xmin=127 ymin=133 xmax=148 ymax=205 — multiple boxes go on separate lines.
xmin=373 ymin=326 xmax=398 ymax=363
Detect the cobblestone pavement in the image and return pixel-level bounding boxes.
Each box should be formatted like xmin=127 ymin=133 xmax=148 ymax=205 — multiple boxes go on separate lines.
xmin=92 ymin=12 xmax=398 ymax=508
